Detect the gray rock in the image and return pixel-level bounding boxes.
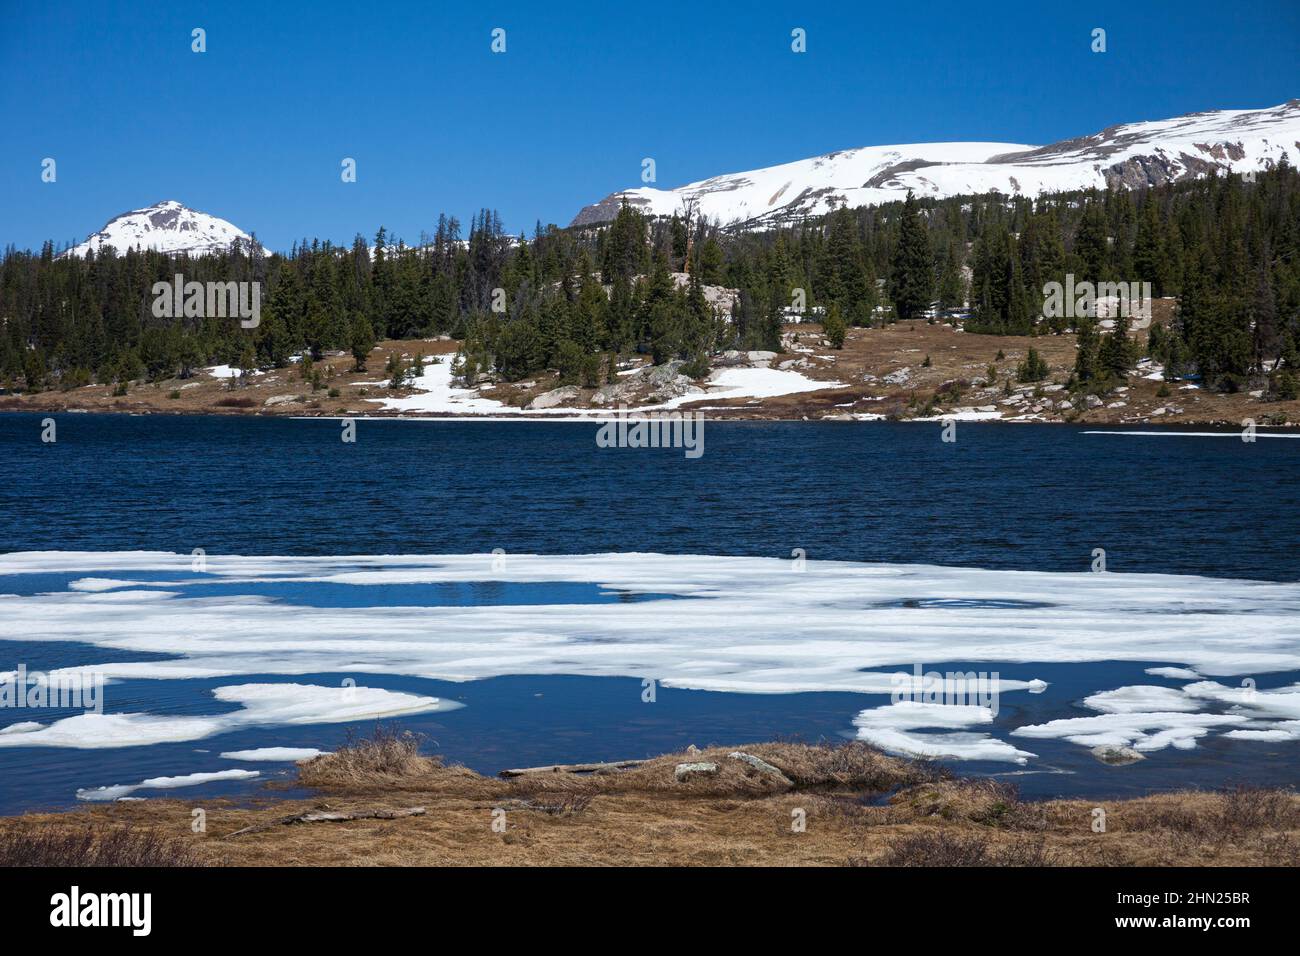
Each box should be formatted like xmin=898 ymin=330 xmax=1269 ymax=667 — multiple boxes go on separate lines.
xmin=727 ymin=751 xmax=793 ymax=786
xmin=589 ymin=385 xmax=620 ymax=406
xmin=1091 ymin=745 xmax=1145 ymax=766
xmin=527 ymin=385 xmax=581 ymax=410
xmin=674 ymin=761 xmax=719 ymax=781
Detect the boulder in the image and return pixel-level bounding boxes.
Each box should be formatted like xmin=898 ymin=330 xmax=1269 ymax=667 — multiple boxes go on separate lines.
xmin=1091 ymin=745 xmax=1145 ymax=766
xmin=674 ymin=762 xmax=719 ymax=781
xmin=727 ymin=751 xmax=793 ymax=786
xmin=527 ymin=385 xmax=581 ymax=410
xmin=713 ymin=350 xmax=747 ymax=367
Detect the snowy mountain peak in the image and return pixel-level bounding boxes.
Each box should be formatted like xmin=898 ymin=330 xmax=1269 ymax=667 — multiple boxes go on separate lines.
xmin=571 ymin=100 xmax=1300 ymax=229
xmin=65 ymin=200 xmax=257 ymax=258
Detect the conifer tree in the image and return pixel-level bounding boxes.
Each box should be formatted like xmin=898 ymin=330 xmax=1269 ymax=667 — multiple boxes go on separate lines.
xmin=350 ymin=314 xmax=376 ymax=371
xmin=889 ymin=191 xmax=933 ymax=321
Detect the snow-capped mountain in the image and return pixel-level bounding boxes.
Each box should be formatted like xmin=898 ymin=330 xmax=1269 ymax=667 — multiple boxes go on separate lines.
xmin=571 ymin=100 xmax=1300 ymax=229
xmin=64 ymin=200 xmax=257 ymax=257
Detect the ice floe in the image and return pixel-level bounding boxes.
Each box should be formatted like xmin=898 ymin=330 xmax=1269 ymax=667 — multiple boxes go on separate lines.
xmin=219 ymin=747 xmax=326 ymax=762
xmin=853 ymin=701 xmax=1037 ymax=764
xmin=0 ymin=682 xmax=457 ymax=749
xmin=76 ymin=768 xmax=260 ymax=802
xmin=1 ymin=551 xmax=1298 ymax=760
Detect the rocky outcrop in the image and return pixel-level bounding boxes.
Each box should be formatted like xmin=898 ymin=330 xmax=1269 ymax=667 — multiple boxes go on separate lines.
xmin=590 ymin=360 xmax=705 ymax=406
xmin=674 ymin=762 xmax=719 ymax=781
xmin=527 ymin=385 xmax=581 ymax=410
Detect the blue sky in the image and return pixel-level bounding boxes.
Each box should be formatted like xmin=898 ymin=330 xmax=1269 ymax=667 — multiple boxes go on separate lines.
xmin=2 ymin=0 xmax=1297 ymax=252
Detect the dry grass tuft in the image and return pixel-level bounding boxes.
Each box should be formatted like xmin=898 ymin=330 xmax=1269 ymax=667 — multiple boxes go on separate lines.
xmin=888 ymin=778 xmax=1047 ymax=831
xmin=0 ymin=823 xmax=208 ymax=867
xmin=298 ymin=724 xmax=445 ymax=788
xmin=863 ymin=829 xmax=1057 ymax=867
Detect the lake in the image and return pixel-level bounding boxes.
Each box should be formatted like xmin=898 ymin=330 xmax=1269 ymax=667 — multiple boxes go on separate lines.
xmin=0 ymin=412 xmax=1297 ymax=813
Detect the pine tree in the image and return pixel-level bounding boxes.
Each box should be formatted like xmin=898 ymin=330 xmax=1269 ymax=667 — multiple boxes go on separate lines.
xmin=1099 ymin=315 xmax=1135 ymax=379
xmin=350 ymin=314 xmax=376 ymax=371
xmin=1073 ymin=316 xmax=1100 ymax=384
xmin=823 ymin=302 xmax=847 ymax=349
xmin=889 ymin=191 xmax=933 ymax=321
xmin=1017 ymin=347 xmax=1049 ymax=383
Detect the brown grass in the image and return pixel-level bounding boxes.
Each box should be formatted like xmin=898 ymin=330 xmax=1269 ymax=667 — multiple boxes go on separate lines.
xmin=0 ymin=823 xmax=208 ymax=867
xmin=297 ymin=725 xmax=444 ymax=788
xmin=864 ymin=830 xmax=1057 ymax=867
xmin=1 ymin=742 xmax=1296 ymax=867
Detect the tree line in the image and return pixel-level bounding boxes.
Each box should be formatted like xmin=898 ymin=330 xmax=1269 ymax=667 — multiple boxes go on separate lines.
xmin=2 ymin=162 xmax=1297 ymax=398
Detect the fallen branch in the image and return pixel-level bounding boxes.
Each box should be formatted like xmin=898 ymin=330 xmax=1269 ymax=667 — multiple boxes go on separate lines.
xmin=498 ymin=759 xmax=647 ymax=778
xmin=224 ymin=806 xmax=425 ymax=838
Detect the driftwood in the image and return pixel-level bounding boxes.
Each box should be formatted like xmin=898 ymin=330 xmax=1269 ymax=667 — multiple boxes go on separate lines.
xmin=498 ymin=759 xmax=647 ymax=778
xmin=224 ymin=806 xmax=425 ymax=838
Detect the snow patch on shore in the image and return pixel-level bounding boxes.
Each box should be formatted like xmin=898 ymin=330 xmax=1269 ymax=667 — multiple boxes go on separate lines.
xmin=367 ymin=358 xmax=839 ymax=416
xmin=654 ymin=367 xmax=840 ymax=409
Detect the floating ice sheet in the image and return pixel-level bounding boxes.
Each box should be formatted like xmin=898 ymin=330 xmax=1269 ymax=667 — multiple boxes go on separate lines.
xmin=76 ymin=768 xmax=260 ymax=802
xmin=2 ymin=551 xmax=1297 ymax=761
xmin=0 ymin=682 xmax=457 ymax=749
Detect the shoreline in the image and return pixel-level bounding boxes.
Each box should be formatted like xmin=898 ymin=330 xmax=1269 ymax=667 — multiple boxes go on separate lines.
xmin=2 ymin=405 xmax=1297 ymax=430
xmin=3 ymin=320 xmax=1296 ymax=428
xmin=2 ymin=740 xmax=1295 ymax=866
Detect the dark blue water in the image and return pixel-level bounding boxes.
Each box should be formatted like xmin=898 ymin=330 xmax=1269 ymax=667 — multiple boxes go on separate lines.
xmin=2 ymin=413 xmax=1296 ymax=577
xmin=0 ymin=413 xmax=1297 ymax=811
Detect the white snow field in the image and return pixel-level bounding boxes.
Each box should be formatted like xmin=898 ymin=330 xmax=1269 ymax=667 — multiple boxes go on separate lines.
xmin=655 ymin=367 xmax=842 ymax=409
xmin=370 ymin=358 xmax=514 ymax=415
xmin=366 ymin=356 xmax=837 ymax=416
xmin=574 ymin=100 xmax=1300 ymax=228
xmin=1 ymin=551 xmax=1298 ymax=763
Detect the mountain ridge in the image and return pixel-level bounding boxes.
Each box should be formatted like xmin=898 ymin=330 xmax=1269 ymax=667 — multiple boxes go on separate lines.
xmin=571 ymin=99 xmax=1300 ymax=228
xmin=63 ymin=199 xmax=257 ymax=258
